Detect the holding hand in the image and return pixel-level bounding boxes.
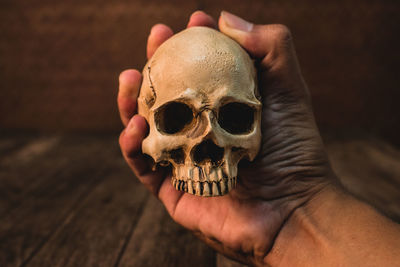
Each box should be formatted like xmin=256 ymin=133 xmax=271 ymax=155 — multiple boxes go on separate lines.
xmin=118 ymin=11 xmax=400 ymax=267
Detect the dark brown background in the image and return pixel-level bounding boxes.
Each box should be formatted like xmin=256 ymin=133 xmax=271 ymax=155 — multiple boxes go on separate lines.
xmin=1 ymin=0 xmax=399 ymax=144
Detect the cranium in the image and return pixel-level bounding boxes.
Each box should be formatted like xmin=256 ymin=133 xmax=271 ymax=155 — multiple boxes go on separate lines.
xmin=138 ymin=26 xmax=261 ymax=197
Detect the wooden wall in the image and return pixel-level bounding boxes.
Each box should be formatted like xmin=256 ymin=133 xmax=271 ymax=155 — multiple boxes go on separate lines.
xmin=1 ymin=0 xmax=399 ymax=144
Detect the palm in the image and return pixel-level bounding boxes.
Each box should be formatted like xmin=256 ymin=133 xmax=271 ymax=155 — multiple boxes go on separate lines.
xmin=164 ymin=178 xmax=283 ymax=258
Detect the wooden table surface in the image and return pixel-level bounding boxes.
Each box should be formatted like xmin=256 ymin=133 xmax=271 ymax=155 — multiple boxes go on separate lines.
xmin=1 ymin=133 xmax=399 ymax=267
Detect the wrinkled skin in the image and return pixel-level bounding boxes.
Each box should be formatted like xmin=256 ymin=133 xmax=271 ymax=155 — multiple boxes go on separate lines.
xmin=118 ymin=11 xmax=336 ymax=266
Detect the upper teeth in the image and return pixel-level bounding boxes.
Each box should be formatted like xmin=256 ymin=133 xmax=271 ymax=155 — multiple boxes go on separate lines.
xmin=171 ymin=177 xmax=237 ymax=197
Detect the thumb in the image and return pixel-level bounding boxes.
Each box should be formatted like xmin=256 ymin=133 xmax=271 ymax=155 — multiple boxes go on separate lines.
xmin=218 ymin=11 xmax=309 ymax=101
xmin=219 ymin=11 xmax=296 ymax=68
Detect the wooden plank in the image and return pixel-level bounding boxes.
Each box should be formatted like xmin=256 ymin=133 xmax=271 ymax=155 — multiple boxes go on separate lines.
xmin=326 ymin=137 xmax=400 ymax=222
xmin=217 ymin=253 xmax=247 ymax=267
xmin=0 ymin=135 xmax=122 ymax=266
xmin=119 ymin=195 xmax=216 ymax=267
xmin=1 ymin=134 xmax=399 ymax=267
xmin=28 ymin=159 xmax=149 ymax=267
xmin=0 ymin=135 xmax=61 ymax=215
xmin=0 ymin=133 xmax=36 ymax=158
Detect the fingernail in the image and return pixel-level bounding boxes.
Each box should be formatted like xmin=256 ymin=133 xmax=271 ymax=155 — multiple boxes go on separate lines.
xmin=220 ymin=11 xmax=253 ymax=32
xmin=149 ymin=24 xmax=162 ymax=36
xmin=191 ymin=10 xmax=205 ymax=18
xmin=149 ymin=24 xmax=157 ymax=36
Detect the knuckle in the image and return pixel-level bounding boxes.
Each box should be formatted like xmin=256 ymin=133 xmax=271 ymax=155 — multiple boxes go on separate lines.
xmin=241 ymin=33 xmax=259 ymax=53
xmin=267 ymin=24 xmax=292 ymax=43
xmin=118 ymin=130 xmax=126 ymax=149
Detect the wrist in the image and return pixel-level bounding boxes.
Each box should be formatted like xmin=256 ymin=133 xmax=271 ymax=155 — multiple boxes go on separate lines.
xmin=264 ymin=183 xmax=400 ymax=267
xmin=264 ymin=184 xmax=345 ymax=266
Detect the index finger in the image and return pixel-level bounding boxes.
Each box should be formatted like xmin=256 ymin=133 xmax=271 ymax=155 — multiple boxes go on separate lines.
xmin=147 ymin=11 xmax=217 ymax=60
xmin=147 ymin=24 xmax=174 ymax=60
xmin=118 ymin=69 xmax=142 ymax=126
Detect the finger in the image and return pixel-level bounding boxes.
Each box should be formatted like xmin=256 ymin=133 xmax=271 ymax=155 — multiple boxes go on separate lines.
xmin=147 ymin=24 xmax=174 ymax=59
xmin=219 ymin=11 xmax=297 ymax=69
xmin=119 ymin=115 xmax=165 ymax=195
xmin=218 ymin=11 xmax=307 ymax=97
xmin=187 ymin=10 xmax=217 ymax=29
xmin=157 ymin=176 xmax=185 ymax=216
xmin=118 ymin=69 xmax=142 ymax=126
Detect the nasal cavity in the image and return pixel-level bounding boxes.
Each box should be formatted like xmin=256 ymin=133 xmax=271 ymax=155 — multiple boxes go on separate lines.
xmin=192 ymin=140 xmax=224 ymax=165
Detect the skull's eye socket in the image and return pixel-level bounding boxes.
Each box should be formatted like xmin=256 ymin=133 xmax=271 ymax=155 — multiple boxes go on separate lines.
xmin=218 ymin=103 xmax=255 ymax=134
xmin=155 ymin=102 xmax=193 ymax=134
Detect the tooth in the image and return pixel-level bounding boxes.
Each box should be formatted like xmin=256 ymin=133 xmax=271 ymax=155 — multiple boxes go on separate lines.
xmin=210 ymin=169 xmax=218 ymax=182
xmin=202 ymin=167 xmax=209 ymax=182
xmin=193 ymin=168 xmax=200 ymax=182
xmin=232 ymin=167 xmax=237 ymax=178
xmin=223 ymin=163 xmax=230 ymax=179
xmin=212 ymin=182 xmax=219 ymax=196
xmin=207 ymin=164 xmax=212 ymax=175
xmin=220 ymin=180 xmax=226 ymax=195
xmin=195 ymin=182 xmax=201 ymax=196
xmin=216 ymin=181 xmax=222 ymax=195
xmin=172 ymin=178 xmax=176 ymax=188
xmin=180 ymin=181 xmax=184 ymax=191
xmin=187 ymin=168 xmax=192 ymax=181
xmin=227 ymin=178 xmax=232 ymax=192
xmin=203 ymin=182 xmax=211 ymax=197
xmin=199 ymin=167 xmax=204 ymax=182
xmin=188 ymin=180 xmax=194 ymax=194
xmin=217 ymin=168 xmax=223 ymax=181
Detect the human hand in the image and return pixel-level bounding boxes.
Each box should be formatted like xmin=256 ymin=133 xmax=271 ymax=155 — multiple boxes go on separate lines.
xmin=118 ymin=11 xmax=337 ymax=266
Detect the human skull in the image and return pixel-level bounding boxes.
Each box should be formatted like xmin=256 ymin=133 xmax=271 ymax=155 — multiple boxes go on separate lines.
xmin=138 ymin=27 xmax=261 ymax=197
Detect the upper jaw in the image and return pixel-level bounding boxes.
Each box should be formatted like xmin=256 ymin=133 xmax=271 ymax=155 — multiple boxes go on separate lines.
xmin=172 ymin=164 xmax=237 ymax=196
xmin=172 ymin=176 xmax=237 ymax=197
